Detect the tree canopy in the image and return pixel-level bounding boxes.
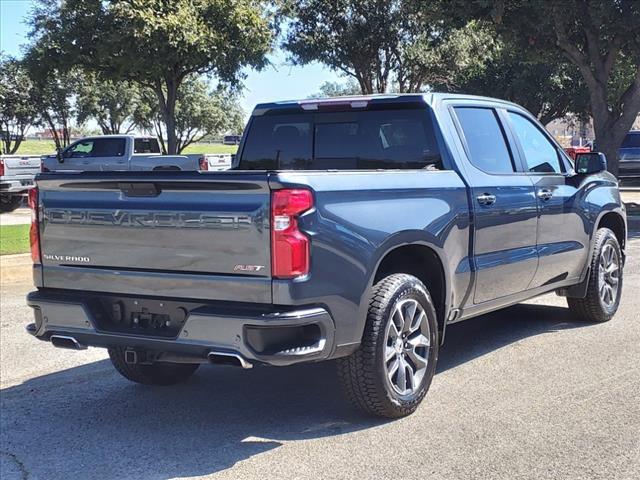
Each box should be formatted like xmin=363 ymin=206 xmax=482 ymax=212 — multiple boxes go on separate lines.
xmin=450 ymin=0 xmax=640 ymax=174
xmin=75 ymin=75 xmax=147 ymax=135
xmin=138 ymin=76 xmax=245 ymax=154
xmin=0 ymin=56 xmax=38 ymax=154
xmin=282 ymin=0 xmax=453 ymax=94
xmin=28 ymin=0 xmax=273 ymax=153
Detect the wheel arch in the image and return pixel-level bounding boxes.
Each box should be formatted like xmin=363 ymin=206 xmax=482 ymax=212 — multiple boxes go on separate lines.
xmin=596 ymin=210 xmax=626 ymax=252
xmin=371 ymin=240 xmax=449 ymax=343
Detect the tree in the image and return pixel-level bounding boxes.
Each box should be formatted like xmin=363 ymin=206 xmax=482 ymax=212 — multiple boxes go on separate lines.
xmin=429 ymin=25 xmax=590 ymax=125
xmin=282 ymin=1 xmax=468 ymax=95
xmin=398 ymin=20 xmax=498 ymax=94
xmin=138 ymin=76 xmax=245 ymax=154
xmin=455 ymin=0 xmax=640 ymax=176
xmin=76 ymin=74 xmax=146 ymax=134
xmin=283 ymin=0 xmax=405 ymax=94
xmin=22 ymin=43 xmax=77 ymax=153
xmin=0 ymin=56 xmax=38 ymax=154
xmin=28 ymin=0 xmax=273 ymax=154
xmin=310 ymin=79 xmax=362 ymax=98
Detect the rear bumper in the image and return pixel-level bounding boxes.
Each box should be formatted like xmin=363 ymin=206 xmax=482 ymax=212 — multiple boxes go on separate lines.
xmin=0 ymin=178 xmax=35 ymax=193
xmin=26 ymin=290 xmax=336 ymax=367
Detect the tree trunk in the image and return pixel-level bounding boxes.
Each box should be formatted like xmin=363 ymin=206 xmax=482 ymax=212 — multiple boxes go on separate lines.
xmin=164 ymin=77 xmax=179 ymax=155
xmin=591 ymin=116 xmax=629 ymax=178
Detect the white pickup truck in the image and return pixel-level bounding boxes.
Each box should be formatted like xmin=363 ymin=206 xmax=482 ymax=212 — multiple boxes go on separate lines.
xmin=41 ymin=135 xmax=213 ymax=172
xmin=0 ymin=155 xmax=40 ymax=212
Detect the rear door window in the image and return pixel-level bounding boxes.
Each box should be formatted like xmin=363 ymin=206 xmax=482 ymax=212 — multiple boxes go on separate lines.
xmin=454 ymin=107 xmax=515 ymax=174
xmin=91 ymin=138 xmax=126 ymax=157
xmin=238 ymin=109 xmax=441 ymax=170
xmin=134 ymin=138 xmax=161 ymax=153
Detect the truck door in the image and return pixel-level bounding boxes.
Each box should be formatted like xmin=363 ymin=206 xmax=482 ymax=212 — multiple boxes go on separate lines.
xmin=60 ymin=139 xmax=96 ymax=170
xmin=88 ymin=137 xmax=128 ymax=170
xmin=504 ymin=111 xmax=588 ymax=287
xmin=452 ymin=106 xmax=539 ymax=304
xmin=60 ymin=138 xmax=127 ymax=171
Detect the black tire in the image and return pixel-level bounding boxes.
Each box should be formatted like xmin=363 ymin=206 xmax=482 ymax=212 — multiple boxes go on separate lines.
xmin=108 ymin=347 xmax=199 ymax=385
xmin=0 ymin=195 xmax=22 ymax=213
xmin=337 ymin=274 xmax=439 ymax=418
xmin=568 ymin=228 xmax=623 ymax=323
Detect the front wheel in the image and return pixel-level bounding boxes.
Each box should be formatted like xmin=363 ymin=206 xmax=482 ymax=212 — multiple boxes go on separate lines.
xmin=337 ymin=274 xmax=439 ymax=418
xmin=568 ymin=228 xmax=623 ymax=323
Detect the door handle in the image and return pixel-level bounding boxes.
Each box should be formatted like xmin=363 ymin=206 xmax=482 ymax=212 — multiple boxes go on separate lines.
xmin=537 ymin=189 xmax=553 ymax=201
xmin=476 ymin=193 xmax=496 ymax=206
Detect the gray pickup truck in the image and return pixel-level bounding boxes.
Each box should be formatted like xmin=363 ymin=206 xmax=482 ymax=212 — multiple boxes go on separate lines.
xmin=41 ymin=135 xmax=199 ymax=172
xmin=0 ymin=155 xmax=40 ymax=212
xmin=26 ymin=94 xmax=626 ymax=418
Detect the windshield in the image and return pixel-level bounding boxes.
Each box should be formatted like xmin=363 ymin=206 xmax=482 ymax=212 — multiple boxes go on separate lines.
xmin=621 ymin=133 xmax=640 ymax=148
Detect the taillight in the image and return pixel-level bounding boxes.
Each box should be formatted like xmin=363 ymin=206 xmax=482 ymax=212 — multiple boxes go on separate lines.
xmin=271 ymin=189 xmax=313 ymax=278
xmin=0 ymin=158 xmax=5 ymax=176
xmin=28 ymin=188 xmax=41 ymax=263
xmin=199 ymin=156 xmax=208 ymax=171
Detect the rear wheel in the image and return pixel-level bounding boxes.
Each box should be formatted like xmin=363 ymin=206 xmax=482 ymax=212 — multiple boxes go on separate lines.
xmin=0 ymin=195 xmax=22 ymax=213
xmin=568 ymin=228 xmax=623 ymax=323
xmin=337 ymin=274 xmax=438 ymax=418
xmin=108 ymin=347 xmax=199 ymax=385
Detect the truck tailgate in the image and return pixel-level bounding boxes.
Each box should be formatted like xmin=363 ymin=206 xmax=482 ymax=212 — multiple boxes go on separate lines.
xmin=2 ymin=155 xmax=41 ymax=178
xmin=36 ymin=172 xmax=272 ymax=302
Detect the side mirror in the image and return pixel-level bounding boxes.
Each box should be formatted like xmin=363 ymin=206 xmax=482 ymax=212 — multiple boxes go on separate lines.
xmin=575 ymin=152 xmax=607 ymax=175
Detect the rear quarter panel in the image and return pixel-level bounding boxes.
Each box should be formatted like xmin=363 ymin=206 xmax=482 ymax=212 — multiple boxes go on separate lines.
xmin=271 ymin=170 xmax=470 ymax=348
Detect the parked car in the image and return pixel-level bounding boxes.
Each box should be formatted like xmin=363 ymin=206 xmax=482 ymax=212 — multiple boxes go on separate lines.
xmin=198 ymin=153 xmax=233 ymax=171
xmin=26 ymin=94 xmax=626 ymax=418
xmin=619 ymin=130 xmax=640 ymax=180
xmin=41 ymin=135 xmax=199 ymax=172
xmin=0 ymin=155 xmax=40 ymax=212
xmin=223 ymin=134 xmax=241 ymax=145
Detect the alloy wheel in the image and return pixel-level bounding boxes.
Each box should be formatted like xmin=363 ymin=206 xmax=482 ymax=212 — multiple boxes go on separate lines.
xmin=384 ymin=298 xmax=431 ymax=395
xmin=598 ymin=242 xmax=620 ymax=308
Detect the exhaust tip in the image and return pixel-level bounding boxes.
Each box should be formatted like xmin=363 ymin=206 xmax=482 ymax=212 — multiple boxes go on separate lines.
xmin=208 ymin=351 xmax=252 ymax=369
xmin=50 ymin=335 xmax=86 ymax=350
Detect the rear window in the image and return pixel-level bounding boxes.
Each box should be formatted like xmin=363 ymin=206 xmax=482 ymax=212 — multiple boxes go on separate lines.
xmin=238 ymin=109 xmax=441 ymax=170
xmin=621 ymin=133 xmax=640 ymax=148
xmin=134 ymin=138 xmax=161 ymax=154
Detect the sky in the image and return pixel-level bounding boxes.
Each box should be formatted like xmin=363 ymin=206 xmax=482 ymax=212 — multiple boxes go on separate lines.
xmin=0 ymin=0 xmax=342 ymax=116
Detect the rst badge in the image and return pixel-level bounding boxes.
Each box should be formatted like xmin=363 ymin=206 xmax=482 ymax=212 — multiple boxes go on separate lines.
xmin=233 ymin=264 xmax=265 ymax=273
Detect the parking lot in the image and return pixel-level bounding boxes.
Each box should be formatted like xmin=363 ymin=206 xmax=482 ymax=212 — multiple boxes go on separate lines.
xmin=0 ymin=216 xmax=637 ymax=479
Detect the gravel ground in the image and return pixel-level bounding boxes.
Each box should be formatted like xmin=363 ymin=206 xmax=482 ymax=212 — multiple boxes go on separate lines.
xmin=1 ymin=220 xmax=638 ymax=480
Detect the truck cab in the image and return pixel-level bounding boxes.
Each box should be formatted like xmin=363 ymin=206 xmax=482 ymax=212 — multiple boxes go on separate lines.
xmin=41 ymin=135 xmax=198 ymax=172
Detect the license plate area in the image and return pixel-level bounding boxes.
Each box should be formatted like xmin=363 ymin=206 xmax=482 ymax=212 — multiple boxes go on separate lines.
xmin=87 ymin=295 xmax=201 ymax=338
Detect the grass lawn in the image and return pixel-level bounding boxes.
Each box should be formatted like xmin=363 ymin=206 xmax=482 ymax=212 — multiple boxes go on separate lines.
xmin=12 ymin=139 xmax=237 ymax=156
xmin=0 ymin=225 xmax=30 ymax=255
xmin=182 ymin=143 xmax=238 ymax=155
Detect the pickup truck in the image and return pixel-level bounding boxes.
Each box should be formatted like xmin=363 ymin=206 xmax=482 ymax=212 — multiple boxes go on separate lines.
xmin=619 ymin=130 xmax=640 ymax=181
xmin=41 ymin=135 xmax=199 ymax=172
xmin=0 ymin=155 xmax=41 ymax=212
xmin=26 ymin=94 xmax=627 ymax=418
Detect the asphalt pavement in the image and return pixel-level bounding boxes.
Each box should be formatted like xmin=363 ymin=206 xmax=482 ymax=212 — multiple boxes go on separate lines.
xmin=1 ymin=220 xmax=639 ymax=480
